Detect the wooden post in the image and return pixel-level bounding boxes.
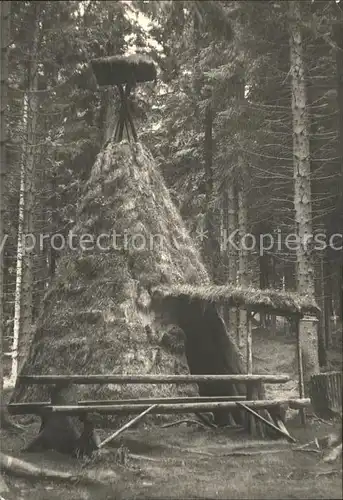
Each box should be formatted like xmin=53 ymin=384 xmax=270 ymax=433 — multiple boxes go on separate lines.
xmin=296 ymin=318 xmax=306 ymax=424
xmin=245 ymin=310 xmax=255 ymax=433
xmin=246 ymin=382 xmax=258 ymax=437
xmin=256 ymin=380 xmax=265 ymax=438
xmin=247 ymin=310 xmax=253 ymax=374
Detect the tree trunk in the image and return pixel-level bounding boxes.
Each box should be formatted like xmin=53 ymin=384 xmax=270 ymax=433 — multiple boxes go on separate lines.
xmin=0 ymin=0 xmax=10 ymax=422
xmin=236 ymin=79 xmax=249 ymax=350
xmin=48 ymin=171 xmax=58 ymax=280
xmin=203 ymin=102 xmax=214 ymax=274
xmin=315 ymin=247 xmax=328 ymax=368
xmin=289 ymin=0 xmax=319 ymax=384
xmin=222 ymin=178 xmax=238 ymax=336
xmin=259 ymin=252 xmax=269 ymax=329
xmin=334 ymin=1 xmax=343 ymax=323
xmin=203 ymin=101 xmax=220 ymax=282
xmin=11 ymin=96 xmax=28 ymax=386
xmin=0 ymin=3 xmax=22 ymax=433
xmin=237 ymin=177 xmax=248 ymax=349
xmin=269 ymin=254 xmax=277 ymax=334
xmin=323 ymin=257 xmax=332 ymax=350
xmin=18 ymin=4 xmax=40 ymax=378
xmin=33 ymin=156 xmax=49 ymax=321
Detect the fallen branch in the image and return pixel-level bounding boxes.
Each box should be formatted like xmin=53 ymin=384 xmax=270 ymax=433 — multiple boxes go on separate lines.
xmin=0 ymin=452 xmax=80 ymax=483
xmin=236 ymin=402 xmax=297 ymax=443
xmin=293 ymin=439 xmax=320 ymax=451
xmin=161 ymin=419 xmax=209 ymax=429
xmin=0 ymin=452 xmax=115 ymax=485
xmin=315 ymin=469 xmax=341 ymax=478
xmin=99 ymin=404 xmax=157 ymax=449
xmin=221 ymin=449 xmax=289 ymax=457
xmin=180 ymin=448 xmax=214 ymax=457
xmin=130 ymin=453 xmax=160 ymax=462
xmin=294 ymin=434 xmax=340 ymax=453
xmin=293 ymin=448 xmax=321 ymax=454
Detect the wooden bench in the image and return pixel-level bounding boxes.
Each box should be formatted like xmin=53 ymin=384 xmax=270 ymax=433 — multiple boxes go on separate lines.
xmin=9 ymin=373 xmax=309 ymax=456
xmin=10 ymin=373 xmax=292 ymax=418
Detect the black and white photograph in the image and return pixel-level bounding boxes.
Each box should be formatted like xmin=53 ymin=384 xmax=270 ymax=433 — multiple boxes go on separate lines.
xmin=0 ymin=1 xmax=342 ymax=499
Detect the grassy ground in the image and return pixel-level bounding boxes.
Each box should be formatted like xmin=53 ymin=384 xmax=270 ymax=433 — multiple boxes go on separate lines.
xmin=1 ymin=416 xmax=342 ymax=500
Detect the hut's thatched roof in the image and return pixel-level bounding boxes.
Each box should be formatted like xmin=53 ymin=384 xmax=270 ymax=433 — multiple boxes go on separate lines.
xmin=13 ymin=141 xmax=212 ymax=404
xmin=151 ymin=284 xmax=320 ymax=318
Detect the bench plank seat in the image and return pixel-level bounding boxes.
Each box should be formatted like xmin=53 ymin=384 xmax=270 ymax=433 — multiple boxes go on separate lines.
xmin=18 ymin=374 xmax=291 ymax=385
xmin=9 ymin=398 xmax=311 ymax=416
xmin=8 ymin=395 xmax=246 ymax=415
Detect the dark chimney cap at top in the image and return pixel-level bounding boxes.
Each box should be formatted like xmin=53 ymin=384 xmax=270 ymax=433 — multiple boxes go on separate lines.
xmin=91 ymin=54 xmax=157 ymax=87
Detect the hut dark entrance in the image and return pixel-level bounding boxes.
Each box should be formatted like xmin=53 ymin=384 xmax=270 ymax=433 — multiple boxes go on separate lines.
xmin=152 ymin=284 xmax=320 ymax=425
xmin=160 ymin=296 xmax=246 ymax=425
xmin=91 ymin=55 xmax=156 ymax=142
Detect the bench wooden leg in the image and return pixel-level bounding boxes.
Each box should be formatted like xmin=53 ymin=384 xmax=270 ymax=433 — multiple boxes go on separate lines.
xmin=246 ymin=382 xmax=258 ymax=437
xmin=76 ymin=414 xmax=100 ymax=457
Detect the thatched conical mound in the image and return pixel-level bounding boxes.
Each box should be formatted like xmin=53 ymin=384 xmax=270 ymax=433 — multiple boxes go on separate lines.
xmin=14 ymin=142 xmax=244 ymax=407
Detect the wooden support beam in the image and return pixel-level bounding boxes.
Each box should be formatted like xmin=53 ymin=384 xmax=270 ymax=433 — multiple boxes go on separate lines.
xmin=296 ymin=318 xmax=306 ymax=424
xmin=247 ymin=310 xmax=253 ymax=374
xmin=276 ymin=419 xmax=292 ymax=440
xmin=245 ymin=311 xmax=254 ymax=433
xmin=98 ymin=404 xmax=157 ymax=449
xmin=237 ymin=402 xmax=297 ymax=443
xmin=18 ymin=374 xmax=291 ymax=385
xmin=246 ymin=380 xmax=258 ymax=437
xmin=43 ymin=398 xmax=311 ymax=416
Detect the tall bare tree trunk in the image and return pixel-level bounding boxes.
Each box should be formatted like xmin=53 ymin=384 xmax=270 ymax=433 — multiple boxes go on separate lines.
xmin=11 ymin=96 xmax=28 ymax=385
xmin=236 ymin=80 xmax=249 ymax=351
xmin=20 ymin=10 xmax=39 ymax=375
xmin=334 ymin=0 xmax=343 ymax=324
xmin=289 ymin=0 xmax=319 ymax=383
xmin=11 ymin=5 xmax=40 ymax=384
xmin=0 ymin=0 xmax=23 ymax=432
xmin=0 ymin=1 xmax=10 ymax=410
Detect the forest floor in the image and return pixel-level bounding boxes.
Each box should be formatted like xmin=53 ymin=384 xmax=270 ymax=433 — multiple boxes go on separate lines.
xmin=1 ymin=416 xmax=342 ymax=500
xmin=1 ymin=322 xmax=341 ymax=499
